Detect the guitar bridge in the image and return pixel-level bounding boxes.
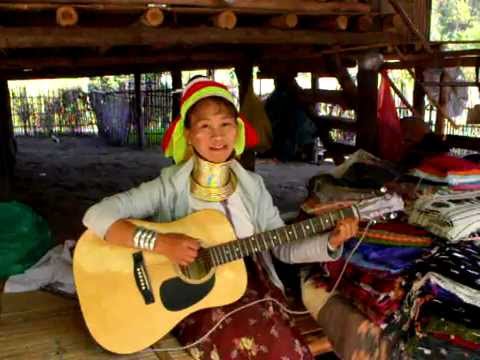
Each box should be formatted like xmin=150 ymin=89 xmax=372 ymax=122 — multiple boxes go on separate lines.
xmin=132 ymin=252 xmax=155 ymax=305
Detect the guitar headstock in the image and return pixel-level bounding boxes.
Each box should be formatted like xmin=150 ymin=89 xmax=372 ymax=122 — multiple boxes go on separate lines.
xmin=356 ymin=193 xmax=404 ymax=222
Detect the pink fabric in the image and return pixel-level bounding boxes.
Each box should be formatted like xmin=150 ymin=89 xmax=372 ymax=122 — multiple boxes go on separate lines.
xmin=377 ymin=71 xmax=404 ymax=162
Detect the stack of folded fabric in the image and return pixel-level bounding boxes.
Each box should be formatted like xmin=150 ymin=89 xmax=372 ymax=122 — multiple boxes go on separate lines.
xmin=409 ymin=190 xmax=480 ymax=242
xmin=386 ymin=242 xmax=480 ymax=358
xmin=409 ymin=154 xmax=480 ymax=188
xmin=309 ymin=222 xmax=433 ymax=327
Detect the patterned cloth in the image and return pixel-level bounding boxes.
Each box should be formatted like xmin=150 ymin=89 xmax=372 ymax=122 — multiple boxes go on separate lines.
xmin=409 ymin=190 xmax=480 ymax=242
xmin=175 ymin=257 xmax=313 ymax=360
xmin=359 ymin=222 xmax=432 ymax=247
xmin=318 ymin=260 xmax=405 ymax=325
xmin=415 ymin=242 xmax=480 ymax=290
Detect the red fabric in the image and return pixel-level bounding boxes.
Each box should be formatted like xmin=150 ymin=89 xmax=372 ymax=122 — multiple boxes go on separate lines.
xmin=377 ymin=71 xmax=404 ymax=162
xmin=181 ymin=80 xmax=230 ymax=107
xmin=416 ymin=154 xmax=480 ymax=177
xmin=240 ymin=115 xmax=260 ymax=148
xmin=432 ymin=332 xmax=480 ymax=351
xmin=365 ymin=221 xmax=430 ymax=237
xmin=161 ymin=115 xmax=180 ymax=152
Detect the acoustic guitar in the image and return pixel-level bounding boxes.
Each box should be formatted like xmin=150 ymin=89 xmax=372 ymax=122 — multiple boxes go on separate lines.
xmin=73 ymin=193 xmax=403 ymax=354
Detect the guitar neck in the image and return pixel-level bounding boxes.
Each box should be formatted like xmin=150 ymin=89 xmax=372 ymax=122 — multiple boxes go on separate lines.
xmin=207 ymin=206 xmax=357 ymax=267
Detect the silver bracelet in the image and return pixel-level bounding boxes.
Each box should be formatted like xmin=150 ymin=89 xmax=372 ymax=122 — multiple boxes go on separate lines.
xmin=133 ymin=227 xmax=157 ymax=251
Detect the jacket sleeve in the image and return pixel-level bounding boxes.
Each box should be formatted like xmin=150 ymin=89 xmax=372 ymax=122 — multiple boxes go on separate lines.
xmin=82 ymin=175 xmax=167 ymax=239
xmin=254 ymin=175 xmax=343 ymax=264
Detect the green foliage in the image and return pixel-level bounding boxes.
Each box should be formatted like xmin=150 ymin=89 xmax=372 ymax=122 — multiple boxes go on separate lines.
xmin=431 ymin=0 xmax=480 ymax=44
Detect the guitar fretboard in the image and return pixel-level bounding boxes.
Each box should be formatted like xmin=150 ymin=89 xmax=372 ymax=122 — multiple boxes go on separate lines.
xmin=206 ymin=206 xmax=356 ymax=267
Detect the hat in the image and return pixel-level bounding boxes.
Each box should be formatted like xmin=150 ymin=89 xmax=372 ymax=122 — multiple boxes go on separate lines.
xmin=162 ymin=78 xmax=258 ymax=164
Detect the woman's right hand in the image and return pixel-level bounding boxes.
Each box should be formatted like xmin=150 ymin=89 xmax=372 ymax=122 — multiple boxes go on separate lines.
xmin=156 ymin=233 xmax=200 ymax=266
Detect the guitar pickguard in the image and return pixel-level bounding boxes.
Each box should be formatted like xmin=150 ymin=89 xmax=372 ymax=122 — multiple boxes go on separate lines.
xmin=160 ymin=275 xmax=215 ymax=311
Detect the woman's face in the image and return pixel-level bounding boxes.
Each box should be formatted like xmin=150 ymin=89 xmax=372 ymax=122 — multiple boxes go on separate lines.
xmin=185 ymin=98 xmax=238 ymax=163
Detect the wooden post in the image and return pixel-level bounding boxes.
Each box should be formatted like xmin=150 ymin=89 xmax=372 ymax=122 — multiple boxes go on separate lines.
xmin=413 ymin=66 xmax=425 ymax=120
xmin=56 ymin=6 xmax=78 ymax=27
xmin=171 ymin=69 xmax=182 ymax=119
xmin=134 ymin=72 xmax=144 ymax=149
xmin=0 ymin=80 xmax=14 ymax=201
xmin=435 ymin=70 xmax=447 ymax=136
xmin=235 ymin=64 xmax=255 ymax=171
xmin=356 ymin=62 xmax=379 ymax=154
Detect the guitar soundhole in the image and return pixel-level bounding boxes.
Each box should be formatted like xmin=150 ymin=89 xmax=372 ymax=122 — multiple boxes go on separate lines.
xmin=179 ymin=252 xmax=213 ymax=281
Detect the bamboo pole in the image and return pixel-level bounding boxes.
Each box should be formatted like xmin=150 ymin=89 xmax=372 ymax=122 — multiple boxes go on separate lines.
xmin=56 ymin=6 xmax=78 ymax=27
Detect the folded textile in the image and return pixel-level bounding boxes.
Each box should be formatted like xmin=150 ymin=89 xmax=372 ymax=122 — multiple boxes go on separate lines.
xmin=310 ymin=260 xmax=406 ymax=325
xmin=409 ymin=190 xmax=480 ymax=241
xmin=344 ymin=240 xmax=427 ymax=273
xmin=360 ymin=221 xmax=432 ymax=247
xmin=415 ymin=242 xmax=480 ymax=290
xmin=405 ymin=335 xmax=480 ymax=359
xmin=410 ymin=154 xmax=480 ymax=185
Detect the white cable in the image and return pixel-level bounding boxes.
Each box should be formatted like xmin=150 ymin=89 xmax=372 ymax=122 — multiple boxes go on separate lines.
xmin=147 ymin=221 xmax=374 ymax=354
xmin=328 ymin=219 xmax=374 ymax=295
xmin=147 ymin=297 xmax=309 ymax=353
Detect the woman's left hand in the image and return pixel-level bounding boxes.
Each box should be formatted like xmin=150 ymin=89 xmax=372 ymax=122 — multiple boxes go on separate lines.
xmin=328 ymin=217 xmax=359 ymax=250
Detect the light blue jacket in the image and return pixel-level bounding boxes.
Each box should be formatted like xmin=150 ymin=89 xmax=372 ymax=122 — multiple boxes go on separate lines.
xmin=83 ymin=157 xmax=341 ymax=290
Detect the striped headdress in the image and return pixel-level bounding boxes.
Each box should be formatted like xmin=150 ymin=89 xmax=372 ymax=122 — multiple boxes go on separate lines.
xmin=162 ymin=77 xmax=258 ymax=164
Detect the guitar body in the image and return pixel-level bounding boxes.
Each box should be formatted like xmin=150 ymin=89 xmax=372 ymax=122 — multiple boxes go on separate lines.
xmin=73 ymin=209 xmax=246 ymax=354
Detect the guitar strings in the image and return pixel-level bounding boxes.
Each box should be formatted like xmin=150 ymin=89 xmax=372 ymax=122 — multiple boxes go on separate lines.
xmin=147 ymin=220 xmax=373 ymax=354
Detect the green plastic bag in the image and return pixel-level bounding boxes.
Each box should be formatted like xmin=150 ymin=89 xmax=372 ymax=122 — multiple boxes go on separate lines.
xmin=0 ymin=201 xmax=55 ymax=278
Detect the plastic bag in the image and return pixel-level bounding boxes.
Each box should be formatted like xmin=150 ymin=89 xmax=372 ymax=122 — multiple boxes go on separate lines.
xmin=0 ymin=201 xmax=54 ymax=278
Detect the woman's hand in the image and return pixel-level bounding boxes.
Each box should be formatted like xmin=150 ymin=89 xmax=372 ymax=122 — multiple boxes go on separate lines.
xmin=328 ymin=217 xmax=359 ymax=250
xmin=155 ymin=233 xmax=200 ymax=266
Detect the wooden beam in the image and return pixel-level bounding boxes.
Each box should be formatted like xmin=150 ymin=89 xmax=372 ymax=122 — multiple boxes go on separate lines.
xmin=56 ymin=6 xmax=79 ymax=27
xmin=383 ymin=56 xmax=480 ymax=69
xmin=298 ymin=89 xmax=353 ymax=109
xmin=210 ymin=10 xmax=237 ymax=29
xmin=387 ymin=0 xmax=433 ymax=53
xmin=268 ymin=14 xmax=298 ymax=29
xmin=141 ymin=8 xmax=164 ymax=27
xmin=0 ymin=27 xmax=400 ymax=49
xmin=306 ymin=15 xmax=349 ymax=31
xmin=7 ymin=0 xmax=371 ymax=13
xmin=353 ymin=15 xmax=373 ymax=32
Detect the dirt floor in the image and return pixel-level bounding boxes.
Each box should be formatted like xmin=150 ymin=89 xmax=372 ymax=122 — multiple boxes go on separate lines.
xmin=12 ymin=136 xmax=331 ymax=243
